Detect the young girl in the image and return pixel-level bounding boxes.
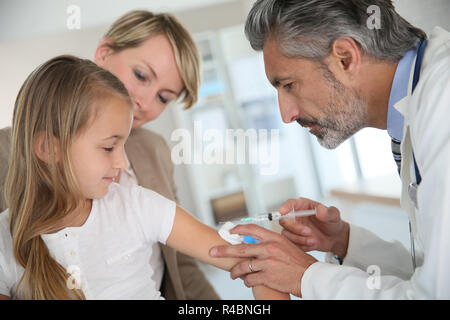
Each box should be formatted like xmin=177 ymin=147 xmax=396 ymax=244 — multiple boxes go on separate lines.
xmin=0 ymin=9 xmax=213 ymax=300
xmin=0 ymin=55 xmax=288 ymax=300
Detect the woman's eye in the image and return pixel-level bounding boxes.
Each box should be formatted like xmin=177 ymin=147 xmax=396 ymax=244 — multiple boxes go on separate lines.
xmin=134 ymin=70 xmax=146 ymax=82
xmin=104 ymin=147 xmax=114 ymax=153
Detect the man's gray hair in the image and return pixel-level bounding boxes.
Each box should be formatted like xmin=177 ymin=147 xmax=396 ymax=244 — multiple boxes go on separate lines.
xmin=245 ymin=0 xmax=427 ymax=61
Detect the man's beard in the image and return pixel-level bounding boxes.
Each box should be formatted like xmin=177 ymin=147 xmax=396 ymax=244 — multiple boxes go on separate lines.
xmin=297 ymin=66 xmax=368 ymax=149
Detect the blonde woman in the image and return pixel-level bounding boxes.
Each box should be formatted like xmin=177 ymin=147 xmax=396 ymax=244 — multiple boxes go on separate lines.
xmin=0 ymin=55 xmax=288 ymax=300
xmin=0 ymin=11 xmax=215 ymax=299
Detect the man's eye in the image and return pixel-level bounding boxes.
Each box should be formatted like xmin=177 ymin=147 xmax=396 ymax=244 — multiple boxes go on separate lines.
xmin=104 ymin=147 xmax=114 ymax=153
xmin=284 ymin=83 xmax=293 ymax=90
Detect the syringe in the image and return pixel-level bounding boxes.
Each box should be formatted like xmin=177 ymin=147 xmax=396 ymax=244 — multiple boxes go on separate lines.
xmin=225 ymin=208 xmax=317 ymax=224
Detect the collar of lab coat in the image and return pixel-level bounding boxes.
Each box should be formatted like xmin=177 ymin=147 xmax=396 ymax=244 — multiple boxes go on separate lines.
xmin=394 ymin=26 xmax=449 ymax=130
xmin=387 ymin=47 xmax=417 ymax=141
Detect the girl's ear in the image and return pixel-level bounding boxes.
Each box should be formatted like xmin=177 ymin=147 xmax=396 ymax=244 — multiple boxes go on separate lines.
xmin=34 ymin=132 xmax=61 ymax=163
xmin=94 ymin=38 xmax=115 ymax=66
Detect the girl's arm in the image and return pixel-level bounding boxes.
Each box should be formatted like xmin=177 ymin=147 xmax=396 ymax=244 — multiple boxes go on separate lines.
xmin=166 ymin=206 xmax=289 ymax=300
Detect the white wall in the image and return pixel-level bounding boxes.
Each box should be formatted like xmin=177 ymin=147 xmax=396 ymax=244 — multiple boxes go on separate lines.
xmin=0 ymin=26 xmax=104 ymax=128
xmin=393 ymin=0 xmax=450 ymax=35
xmin=0 ymin=0 xmax=235 ymax=42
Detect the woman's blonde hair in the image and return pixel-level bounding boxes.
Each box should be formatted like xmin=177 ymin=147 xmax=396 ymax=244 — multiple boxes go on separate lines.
xmin=5 ymin=55 xmax=131 ymax=299
xmin=103 ymin=10 xmax=201 ymax=110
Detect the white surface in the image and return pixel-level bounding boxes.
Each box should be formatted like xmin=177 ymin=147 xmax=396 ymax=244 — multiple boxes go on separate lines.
xmin=0 ymin=0 xmax=236 ymax=42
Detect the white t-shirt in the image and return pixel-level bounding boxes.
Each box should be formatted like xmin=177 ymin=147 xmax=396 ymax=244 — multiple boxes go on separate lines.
xmin=0 ymin=183 xmax=176 ymax=299
xmin=119 ymin=153 xmax=164 ymax=292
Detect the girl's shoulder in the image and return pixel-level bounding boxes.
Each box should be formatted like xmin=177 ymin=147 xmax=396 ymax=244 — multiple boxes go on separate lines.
xmin=97 ymin=183 xmax=176 ymax=244
xmin=100 ymin=183 xmax=169 ymax=217
xmin=104 ymin=182 xmax=165 ymax=202
xmin=102 ymin=182 xmax=142 ymax=205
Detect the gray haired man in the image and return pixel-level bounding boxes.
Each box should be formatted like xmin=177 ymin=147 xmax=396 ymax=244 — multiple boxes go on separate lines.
xmin=210 ymin=0 xmax=450 ymax=299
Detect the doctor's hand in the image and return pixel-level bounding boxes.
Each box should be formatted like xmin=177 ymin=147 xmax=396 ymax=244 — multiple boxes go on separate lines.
xmin=209 ymin=224 xmax=317 ymax=297
xmin=279 ymin=198 xmax=350 ymax=259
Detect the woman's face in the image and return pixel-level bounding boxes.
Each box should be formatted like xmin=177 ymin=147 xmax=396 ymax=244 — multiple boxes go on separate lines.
xmin=95 ymin=34 xmax=184 ymax=128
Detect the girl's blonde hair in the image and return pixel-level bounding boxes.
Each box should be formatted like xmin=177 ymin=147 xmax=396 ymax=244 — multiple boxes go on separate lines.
xmin=5 ymin=55 xmax=132 ymax=299
xmin=103 ymin=10 xmax=201 ymax=110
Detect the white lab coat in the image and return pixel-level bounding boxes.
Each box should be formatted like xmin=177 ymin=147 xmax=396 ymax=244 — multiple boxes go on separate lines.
xmin=301 ymin=26 xmax=450 ymax=299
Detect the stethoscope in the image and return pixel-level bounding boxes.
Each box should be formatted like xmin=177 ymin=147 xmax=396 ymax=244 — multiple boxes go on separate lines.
xmin=408 ymin=220 xmax=416 ymax=269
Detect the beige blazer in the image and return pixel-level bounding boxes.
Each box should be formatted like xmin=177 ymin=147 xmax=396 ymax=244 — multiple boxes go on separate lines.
xmin=0 ymin=126 xmax=219 ymax=300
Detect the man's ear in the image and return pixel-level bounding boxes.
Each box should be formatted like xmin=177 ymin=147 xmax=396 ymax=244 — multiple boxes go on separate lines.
xmin=94 ymin=38 xmax=115 ymax=66
xmin=34 ymin=132 xmax=61 ymax=164
xmin=327 ymin=37 xmax=362 ymax=77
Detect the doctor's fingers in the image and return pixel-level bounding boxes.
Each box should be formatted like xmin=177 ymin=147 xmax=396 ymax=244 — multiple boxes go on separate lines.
xmin=230 ymin=223 xmax=285 ymax=243
xmin=279 ymin=216 xmax=311 ymax=236
xmin=238 ymin=260 xmax=302 ymax=297
xmin=231 ymin=258 xmax=293 ymax=280
xmin=279 ymin=204 xmax=341 ymax=237
xmin=230 ymin=257 xmax=265 ymax=279
xmin=315 ymin=205 xmax=341 ymax=223
xmin=210 ymin=242 xmax=266 ymax=260
xmin=281 ymin=228 xmax=317 ymax=251
xmin=211 ymin=239 xmax=295 ymax=261
xmin=279 ymin=197 xmax=320 ymax=214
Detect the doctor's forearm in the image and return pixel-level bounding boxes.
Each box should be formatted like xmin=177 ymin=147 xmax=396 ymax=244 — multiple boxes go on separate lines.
xmin=342 ymin=224 xmax=414 ymax=279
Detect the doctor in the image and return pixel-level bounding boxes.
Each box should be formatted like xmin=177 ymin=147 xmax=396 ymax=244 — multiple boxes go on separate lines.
xmin=210 ymin=0 xmax=450 ymax=298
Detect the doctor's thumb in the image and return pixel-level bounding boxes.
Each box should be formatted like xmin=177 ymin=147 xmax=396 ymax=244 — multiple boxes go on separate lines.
xmin=326 ymin=206 xmax=341 ymax=223
xmin=316 ymin=205 xmax=340 ymax=223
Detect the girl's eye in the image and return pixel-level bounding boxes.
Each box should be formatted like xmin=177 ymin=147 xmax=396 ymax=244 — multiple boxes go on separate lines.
xmin=158 ymin=94 xmax=168 ymax=105
xmin=104 ymin=147 xmax=114 ymax=153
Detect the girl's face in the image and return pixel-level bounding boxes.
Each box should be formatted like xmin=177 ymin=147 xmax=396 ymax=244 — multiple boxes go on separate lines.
xmin=70 ymin=95 xmax=132 ymax=199
xmin=95 ymin=34 xmax=185 ymax=129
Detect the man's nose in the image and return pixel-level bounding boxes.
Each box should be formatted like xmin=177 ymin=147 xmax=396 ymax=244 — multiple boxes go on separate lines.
xmin=278 ymin=93 xmax=300 ymax=123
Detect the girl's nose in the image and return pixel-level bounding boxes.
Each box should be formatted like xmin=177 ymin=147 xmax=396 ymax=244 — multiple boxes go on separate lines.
xmin=114 ymin=147 xmax=128 ymax=170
